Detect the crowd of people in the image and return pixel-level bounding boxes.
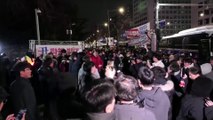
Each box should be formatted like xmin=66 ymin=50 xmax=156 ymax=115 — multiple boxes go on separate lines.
xmin=0 ymin=46 xmax=213 ymax=120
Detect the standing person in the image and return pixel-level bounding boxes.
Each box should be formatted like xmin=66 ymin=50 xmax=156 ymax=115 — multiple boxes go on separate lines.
xmin=77 ymin=61 xmax=100 ymax=97
xmin=137 ymin=66 xmax=170 ymax=120
xmin=10 ymin=62 xmax=38 ymax=120
xmin=0 ymin=86 xmax=26 ymax=120
xmin=0 ymin=86 xmax=9 ymax=120
xmin=38 ymin=57 xmax=59 ymax=120
xmin=57 ymin=49 xmax=69 ymax=72
xmin=104 ymin=60 xmax=116 ymax=80
xmin=90 ymin=50 xmax=103 ymax=72
xmin=177 ymin=66 xmax=213 ymax=120
xmin=83 ymin=80 xmax=116 ymax=120
xmin=0 ymin=53 xmax=10 ymax=89
xmin=181 ymin=57 xmax=195 ymax=93
xmin=115 ymin=75 xmax=156 ymax=120
xmin=147 ymin=52 xmax=165 ymax=69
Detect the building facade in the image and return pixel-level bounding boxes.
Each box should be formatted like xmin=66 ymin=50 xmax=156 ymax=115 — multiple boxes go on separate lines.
xmin=132 ymin=0 xmax=191 ymax=36
xmin=191 ymin=0 xmax=213 ymax=27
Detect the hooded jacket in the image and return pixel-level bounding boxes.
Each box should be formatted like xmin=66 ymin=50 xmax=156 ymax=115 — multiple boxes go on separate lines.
xmin=85 ymin=112 xmax=117 ymax=120
xmin=115 ymin=103 xmax=156 ymax=120
xmin=138 ymin=87 xmax=170 ymax=120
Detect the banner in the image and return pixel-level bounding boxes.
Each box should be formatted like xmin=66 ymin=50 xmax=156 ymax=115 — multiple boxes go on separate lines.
xmin=125 ymin=22 xmax=150 ymax=39
xmin=125 ymin=23 xmax=151 ymax=46
xmin=36 ymin=45 xmax=82 ymax=57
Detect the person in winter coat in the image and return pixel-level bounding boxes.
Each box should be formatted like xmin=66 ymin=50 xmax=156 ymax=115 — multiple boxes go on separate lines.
xmin=177 ymin=66 xmax=213 ymax=120
xmin=90 ymin=50 xmax=103 ymax=72
xmin=83 ymin=80 xmax=117 ymax=120
xmin=137 ymin=66 xmax=170 ymax=120
xmin=37 ymin=57 xmax=60 ymax=120
xmin=10 ymin=62 xmax=38 ymax=120
xmin=114 ymin=75 xmax=156 ymax=120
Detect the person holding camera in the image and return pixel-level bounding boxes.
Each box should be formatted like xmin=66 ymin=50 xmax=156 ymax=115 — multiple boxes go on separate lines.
xmin=0 ymin=87 xmax=25 ymax=120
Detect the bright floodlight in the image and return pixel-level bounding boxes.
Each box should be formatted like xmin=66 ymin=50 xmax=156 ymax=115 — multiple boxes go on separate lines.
xmin=104 ymin=23 xmax=108 ymax=27
xmin=167 ymin=22 xmax=170 ymax=25
xmin=200 ymin=13 xmax=204 ymax=17
xmin=118 ymin=7 xmax=125 ymax=14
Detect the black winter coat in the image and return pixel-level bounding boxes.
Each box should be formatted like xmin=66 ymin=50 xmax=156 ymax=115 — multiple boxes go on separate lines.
xmin=10 ymin=77 xmax=38 ymax=120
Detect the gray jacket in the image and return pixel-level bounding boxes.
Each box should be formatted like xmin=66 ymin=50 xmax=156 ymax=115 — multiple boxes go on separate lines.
xmin=138 ymin=87 xmax=170 ymax=120
xmin=115 ymin=103 xmax=156 ymax=120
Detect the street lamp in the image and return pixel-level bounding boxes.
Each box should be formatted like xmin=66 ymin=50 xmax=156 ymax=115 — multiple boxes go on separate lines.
xmin=104 ymin=22 xmax=108 ymax=27
xmin=35 ymin=8 xmax=41 ymax=45
xmin=200 ymin=12 xmax=204 ymax=17
xmin=118 ymin=7 xmax=125 ymax=14
xmin=107 ymin=7 xmax=125 ymax=46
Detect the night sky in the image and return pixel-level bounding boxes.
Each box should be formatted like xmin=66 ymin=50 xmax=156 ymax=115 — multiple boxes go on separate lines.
xmin=74 ymin=0 xmax=130 ymax=28
xmin=0 ymin=0 xmax=130 ymax=45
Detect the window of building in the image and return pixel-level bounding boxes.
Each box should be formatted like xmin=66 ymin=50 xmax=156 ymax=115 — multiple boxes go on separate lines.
xmin=198 ymin=2 xmax=203 ymax=8
xmin=204 ymin=10 xmax=209 ymax=15
xmin=205 ymin=18 xmax=210 ymax=24
xmin=199 ymin=20 xmax=203 ymax=25
xmin=198 ymin=11 xmax=204 ymax=17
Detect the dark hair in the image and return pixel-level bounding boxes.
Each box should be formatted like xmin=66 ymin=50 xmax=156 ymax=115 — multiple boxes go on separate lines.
xmin=115 ymin=75 xmax=138 ymax=101
xmin=183 ymin=57 xmax=193 ymax=64
xmin=84 ymin=81 xmax=116 ymax=112
xmin=83 ymin=61 xmax=95 ymax=74
xmin=82 ymin=55 xmax=90 ymax=63
xmin=138 ymin=66 xmax=154 ymax=85
xmin=13 ymin=61 xmax=31 ymax=73
xmin=169 ymin=61 xmax=180 ymax=73
xmin=0 ymin=87 xmax=9 ymax=103
xmin=43 ymin=56 xmax=53 ymax=67
xmin=61 ymin=49 xmax=67 ymax=53
xmin=153 ymin=52 xmax=162 ymax=60
xmin=188 ymin=66 xmax=201 ymax=75
xmin=151 ymin=66 xmax=166 ymax=79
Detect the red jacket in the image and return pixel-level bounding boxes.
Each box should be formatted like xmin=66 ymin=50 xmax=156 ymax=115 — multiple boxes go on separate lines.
xmin=90 ymin=55 xmax=103 ymax=71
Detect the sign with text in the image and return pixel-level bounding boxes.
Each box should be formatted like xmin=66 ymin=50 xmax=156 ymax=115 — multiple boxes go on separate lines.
xmin=125 ymin=22 xmax=150 ymax=39
xmin=36 ymin=45 xmax=82 ymax=57
xmin=125 ymin=23 xmax=151 ymax=46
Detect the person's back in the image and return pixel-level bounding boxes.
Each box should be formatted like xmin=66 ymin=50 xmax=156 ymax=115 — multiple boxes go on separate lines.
xmin=115 ymin=103 xmax=156 ymax=120
xmin=176 ymin=94 xmax=204 ymax=120
xmin=114 ymin=75 xmax=156 ymax=120
xmin=138 ymin=87 xmax=170 ymax=120
xmin=137 ymin=66 xmax=170 ymax=120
